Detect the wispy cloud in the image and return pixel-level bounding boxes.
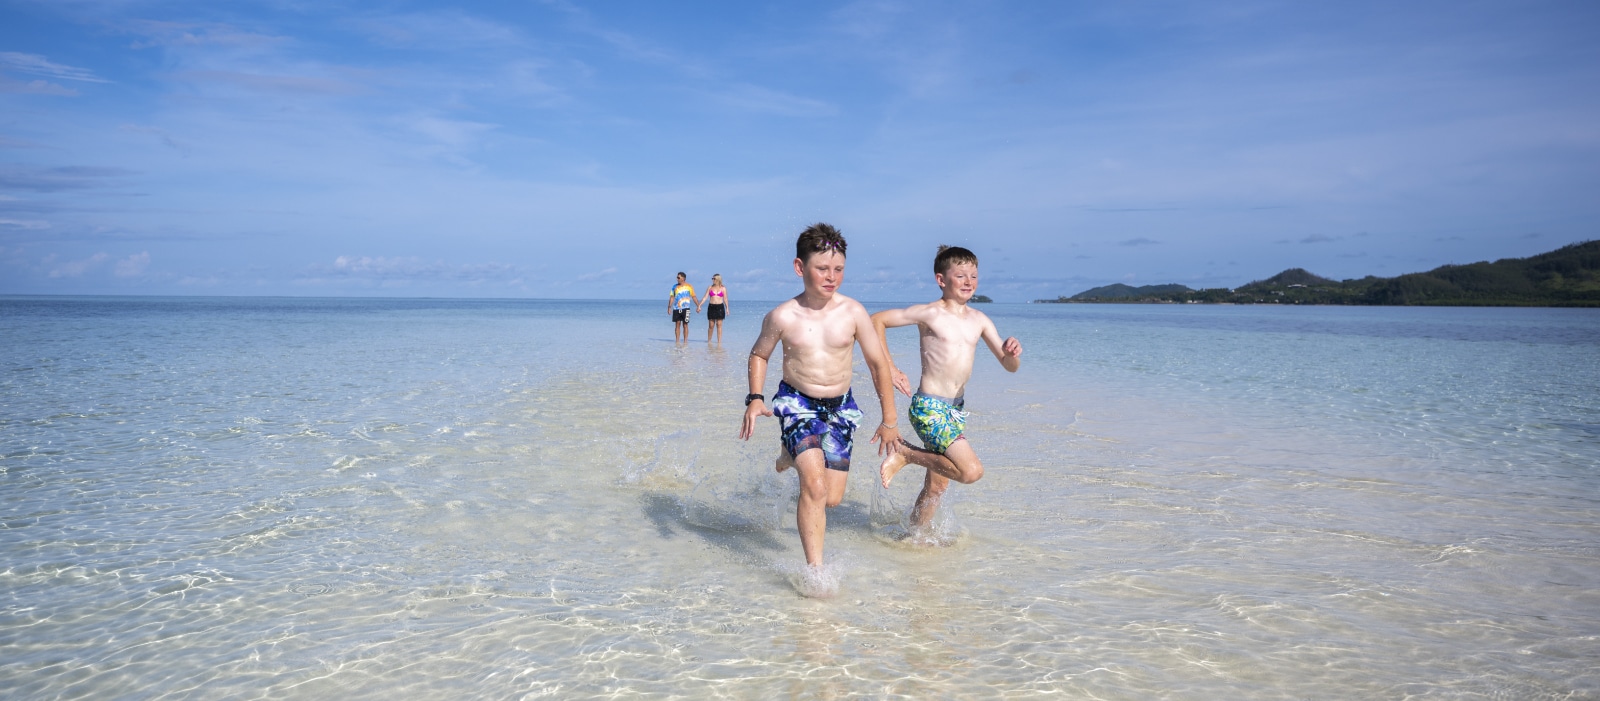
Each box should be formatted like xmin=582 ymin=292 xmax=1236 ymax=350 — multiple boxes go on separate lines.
xmin=1301 ymin=234 xmax=1338 ymax=243
xmin=349 ymin=11 xmax=524 ymax=50
xmin=408 ymin=116 xmax=498 ymax=147
xmin=0 ymin=166 xmax=138 ymax=192
xmin=540 ymin=0 xmax=699 ymax=71
xmin=0 ymin=75 xmax=81 ymax=96
xmin=171 ymin=70 xmax=364 ymax=95
xmin=706 ymin=84 xmax=837 ymax=117
xmin=576 ymin=266 xmax=617 ymax=281
xmin=301 ymin=256 xmax=521 ymax=283
xmin=46 ymin=252 xmax=109 ymax=278
xmin=114 ymin=251 xmax=150 ymax=277
xmin=1119 ymin=238 xmax=1162 ymax=247
xmin=0 ymin=51 xmax=109 ymax=82
xmin=122 ymin=20 xmax=285 ymax=50
xmin=0 ymin=218 xmax=51 ymax=230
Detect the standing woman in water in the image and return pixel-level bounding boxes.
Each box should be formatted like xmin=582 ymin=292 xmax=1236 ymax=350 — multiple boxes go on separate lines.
xmin=700 ymin=274 xmax=729 ymax=344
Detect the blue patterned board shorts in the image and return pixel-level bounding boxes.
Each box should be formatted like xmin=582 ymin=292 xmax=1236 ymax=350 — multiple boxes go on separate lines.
xmin=770 ymin=380 xmax=864 ymax=472
xmin=909 ymin=392 xmax=967 ymax=454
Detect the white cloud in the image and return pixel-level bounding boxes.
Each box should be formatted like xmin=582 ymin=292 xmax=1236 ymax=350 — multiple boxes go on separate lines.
xmin=0 ymin=75 xmax=80 ymax=96
xmin=122 ymin=20 xmax=286 ymax=50
xmin=350 ymin=12 xmax=524 ymax=50
xmin=0 ymin=218 xmax=51 ymax=230
xmin=409 ymin=116 xmax=498 ymax=147
xmin=576 ymin=266 xmax=617 ymax=281
xmin=707 ymin=84 xmax=838 ymax=117
xmin=303 ymin=255 xmax=521 ymax=283
xmin=723 ymin=268 xmax=775 ymax=283
xmin=47 ymin=252 xmax=109 ymax=278
xmin=114 ymin=251 xmax=151 ymax=277
xmin=172 ymin=70 xmax=363 ymax=95
xmin=0 ymin=51 xmax=108 ymax=83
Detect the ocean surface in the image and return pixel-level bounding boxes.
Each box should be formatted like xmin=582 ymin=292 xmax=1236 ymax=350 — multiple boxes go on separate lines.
xmin=2 ymin=296 xmax=1597 ymax=699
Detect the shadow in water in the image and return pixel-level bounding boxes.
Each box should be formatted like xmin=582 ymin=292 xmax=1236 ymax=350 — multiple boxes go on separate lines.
xmin=639 ymin=492 xmax=788 ymax=562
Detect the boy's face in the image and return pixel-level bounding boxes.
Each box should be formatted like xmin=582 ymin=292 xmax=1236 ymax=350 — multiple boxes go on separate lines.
xmin=935 ymin=262 xmax=979 ymax=302
xmin=794 ymin=250 xmax=846 ymax=299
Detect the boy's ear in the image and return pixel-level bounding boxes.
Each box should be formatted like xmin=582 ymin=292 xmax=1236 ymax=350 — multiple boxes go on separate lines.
xmin=793 ymin=257 xmax=805 ymax=277
xmin=934 ymin=272 xmax=947 ymax=288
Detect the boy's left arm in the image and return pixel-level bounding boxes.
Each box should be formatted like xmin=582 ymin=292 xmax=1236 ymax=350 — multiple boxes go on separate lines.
xmin=855 ymin=305 xmax=903 ymax=455
xmin=980 ymin=317 xmax=1022 ymax=373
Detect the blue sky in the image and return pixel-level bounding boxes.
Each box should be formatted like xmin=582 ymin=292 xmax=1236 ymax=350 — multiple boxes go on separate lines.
xmin=2 ymin=0 xmax=1597 ymax=300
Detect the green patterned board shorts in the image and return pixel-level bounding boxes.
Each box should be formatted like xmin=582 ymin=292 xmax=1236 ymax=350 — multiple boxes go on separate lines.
xmin=909 ymin=392 xmax=967 ymax=454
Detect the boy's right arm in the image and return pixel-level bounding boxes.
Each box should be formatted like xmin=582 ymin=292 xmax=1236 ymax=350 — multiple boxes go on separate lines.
xmin=870 ymin=308 xmax=916 ymax=397
xmin=739 ymin=310 xmax=782 ymax=440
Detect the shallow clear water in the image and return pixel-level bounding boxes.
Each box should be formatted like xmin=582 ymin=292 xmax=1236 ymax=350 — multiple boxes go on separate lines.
xmin=2 ymin=297 xmax=1597 ymax=699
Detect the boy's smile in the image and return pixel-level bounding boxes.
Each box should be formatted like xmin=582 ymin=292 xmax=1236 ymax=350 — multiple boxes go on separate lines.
xmin=937 ymin=262 xmax=979 ymax=302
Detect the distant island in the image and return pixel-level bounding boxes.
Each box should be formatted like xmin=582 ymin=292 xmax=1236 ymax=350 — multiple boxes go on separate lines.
xmin=971 ymin=294 xmax=993 ymax=303
xmin=1036 ymin=240 xmax=1600 ymax=307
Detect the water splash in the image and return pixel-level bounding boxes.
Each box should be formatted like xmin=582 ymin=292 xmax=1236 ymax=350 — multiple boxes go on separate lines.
xmin=776 ymin=558 xmax=846 ymax=599
xmin=871 ymin=478 xmax=964 ymax=548
xmin=683 ymin=463 xmax=793 ymax=531
xmin=618 ymin=429 xmax=703 ymax=486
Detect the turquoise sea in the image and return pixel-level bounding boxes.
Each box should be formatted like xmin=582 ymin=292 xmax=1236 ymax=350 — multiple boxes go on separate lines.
xmin=2 ymin=296 xmax=1597 ymax=698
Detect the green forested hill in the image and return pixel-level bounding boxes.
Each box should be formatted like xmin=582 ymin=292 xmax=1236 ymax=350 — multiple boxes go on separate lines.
xmin=1064 ymin=283 xmax=1195 ymax=301
xmin=1038 ymin=240 xmax=1600 ymax=306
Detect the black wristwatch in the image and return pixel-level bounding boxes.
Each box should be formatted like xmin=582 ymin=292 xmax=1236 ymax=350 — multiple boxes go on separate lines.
xmin=745 ymin=393 xmax=765 ymax=406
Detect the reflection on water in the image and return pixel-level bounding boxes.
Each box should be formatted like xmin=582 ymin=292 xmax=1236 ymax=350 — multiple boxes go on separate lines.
xmin=1 ymin=298 xmax=1597 ymax=698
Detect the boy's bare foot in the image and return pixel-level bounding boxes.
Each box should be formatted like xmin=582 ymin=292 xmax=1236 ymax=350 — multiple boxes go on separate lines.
xmin=879 ymin=451 xmax=908 ymax=488
xmin=775 ymin=453 xmax=794 ymax=473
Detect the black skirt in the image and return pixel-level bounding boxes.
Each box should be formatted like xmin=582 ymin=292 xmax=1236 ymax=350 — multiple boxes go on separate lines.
xmin=707 ymin=303 xmax=726 ymax=321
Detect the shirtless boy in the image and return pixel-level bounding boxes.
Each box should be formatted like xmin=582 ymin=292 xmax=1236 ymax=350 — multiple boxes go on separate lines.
xmin=873 ymin=245 xmax=1022 ymax=529
xmin=739 ymin=223 xmax=902 ymax=568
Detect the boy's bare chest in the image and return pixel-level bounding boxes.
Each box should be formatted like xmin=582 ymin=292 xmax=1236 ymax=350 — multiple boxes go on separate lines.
xmin=783 ymin=314 xmax=856 ymax=351
xmin=922 ymin=315 xmax=982 ymax=347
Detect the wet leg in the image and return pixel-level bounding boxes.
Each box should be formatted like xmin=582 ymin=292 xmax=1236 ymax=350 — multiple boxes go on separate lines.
xmin=909 ymin=469 xmax=951 ymax=528
xmin=884 ymin=438 xmax=982 ymax=487
xmin=793 ymin=449 xmax=836 ymax=566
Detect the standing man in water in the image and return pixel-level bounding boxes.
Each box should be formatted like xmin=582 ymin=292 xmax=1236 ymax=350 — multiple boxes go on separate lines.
xmin=739 ymin=223 xmax=902 ymax=575
xmin=669 ymin=272 xmax=697 ymax=344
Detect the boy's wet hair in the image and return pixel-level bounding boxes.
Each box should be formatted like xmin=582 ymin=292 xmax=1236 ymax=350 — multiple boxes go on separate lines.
xmin=796 ymin=223 xmax=847 ymax=262
xmin=934 ymin=245 xmax=978 ymax=275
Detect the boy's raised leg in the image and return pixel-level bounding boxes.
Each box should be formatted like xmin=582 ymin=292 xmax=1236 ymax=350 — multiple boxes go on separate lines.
xmin=881 ymin=438 xmax=983 ymax=488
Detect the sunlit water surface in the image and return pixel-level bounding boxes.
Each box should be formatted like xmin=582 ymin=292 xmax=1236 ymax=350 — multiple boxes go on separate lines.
xmin=2 ymin=297 xmax=1597 ymax=699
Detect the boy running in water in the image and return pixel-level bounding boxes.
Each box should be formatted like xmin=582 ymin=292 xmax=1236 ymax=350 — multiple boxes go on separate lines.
xmin=873 ymin=246 xmax=1022 ymax=529
xmin=739 ymin=223 xmax=902 ymax=569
